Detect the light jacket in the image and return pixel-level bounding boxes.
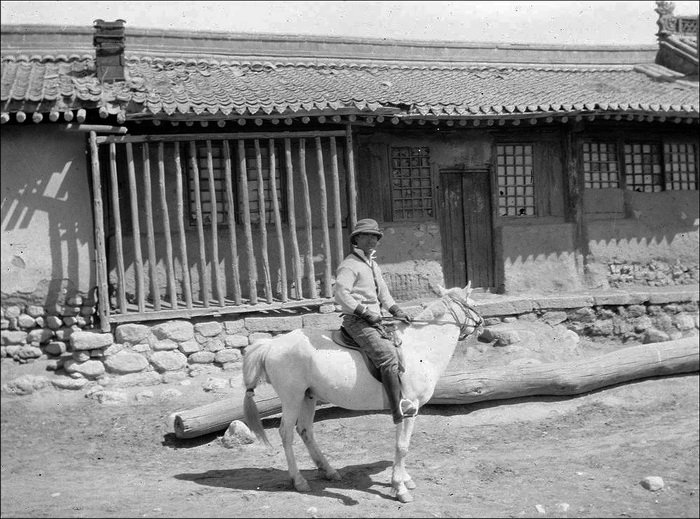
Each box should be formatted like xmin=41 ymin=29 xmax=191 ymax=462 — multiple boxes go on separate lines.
xmin=334 ymin=247 xmax=396 ymax=316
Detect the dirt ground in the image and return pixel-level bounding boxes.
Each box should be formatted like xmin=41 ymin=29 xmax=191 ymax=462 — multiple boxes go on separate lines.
xmin=1 ymin=332 xmax=699 ymax=519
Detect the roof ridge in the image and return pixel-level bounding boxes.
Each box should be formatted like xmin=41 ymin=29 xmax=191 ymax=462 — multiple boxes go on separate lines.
xmin=2 ymin=52 xmax=641 ymax=72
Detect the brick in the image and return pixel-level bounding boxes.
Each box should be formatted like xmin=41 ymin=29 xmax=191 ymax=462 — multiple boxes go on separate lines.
xmin=245 ymin=316 xmax=303 ymax=332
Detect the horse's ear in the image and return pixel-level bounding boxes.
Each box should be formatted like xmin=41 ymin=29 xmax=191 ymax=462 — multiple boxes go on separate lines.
xmin=435 ymin=284 xmax=447 ymax=297
xmin=464 ymin=280 xmax=472 ymax=297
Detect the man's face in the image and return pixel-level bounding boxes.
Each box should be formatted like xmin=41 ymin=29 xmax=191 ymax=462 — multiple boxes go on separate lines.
xmin=355 ymin=233 xmax=380 ymax=255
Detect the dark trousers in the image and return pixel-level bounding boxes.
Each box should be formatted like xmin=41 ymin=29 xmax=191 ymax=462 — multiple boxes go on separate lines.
xmin=341 ymin=314 xmax=400 ymax=374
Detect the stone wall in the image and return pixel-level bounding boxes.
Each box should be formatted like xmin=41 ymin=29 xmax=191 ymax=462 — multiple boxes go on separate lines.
xmin=1 ymin=287 xmax=698 ymax=392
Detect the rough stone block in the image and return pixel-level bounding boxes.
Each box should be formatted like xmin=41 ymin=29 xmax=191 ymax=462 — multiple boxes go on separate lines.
xmin=302 ymin=313 xmax=342 ymax=329
xmin=534 ymin=295 xmax=594 ymax=310
xmin=178 ymin=339 xmax=202 ymax=355
xmin=475 ymin=298 xmax=533 ymax=316
xmin=188 ymin=351 xmax=216 ymax=364
xmin=104 ymin=350 xmax=149 ymax=374
xmin=195 ymin=321 xmax=223 ymax=337
xmin=150 ymin=350 xmax=187 ymax=372
xmin=225 ymin=335 xmax=248 ymax=348
xmin=215 ymin=348 xmax=242 ymax=364
xmin=224 ymin=320 xmax=248 ymax=335
xmin=1 ymin=330 xmax=28 ymax=346
xmin=115 ymin=323 xmax=150 ymax=344
xmin=151 ymin=321 xmax=194 ymax=342
xmin=63 ymin=359 xmax=106 ymax=379
xmin=245 ymin=316 xmax=303 ymax=332
xmin=70 ymin=331 xmax=113 ymax=351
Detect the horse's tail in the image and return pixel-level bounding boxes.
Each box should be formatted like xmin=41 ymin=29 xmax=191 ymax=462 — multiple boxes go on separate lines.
xmin=242 ymin=339 xmax=273 ymax=447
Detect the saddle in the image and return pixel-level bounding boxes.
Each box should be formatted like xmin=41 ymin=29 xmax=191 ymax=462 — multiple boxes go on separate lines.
xmin=331 ymin=323 xmax=405 ymax=383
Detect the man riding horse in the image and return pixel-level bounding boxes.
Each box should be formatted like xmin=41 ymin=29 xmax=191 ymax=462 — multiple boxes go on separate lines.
xmin=334 ymin=218 xmax=417 ymax=424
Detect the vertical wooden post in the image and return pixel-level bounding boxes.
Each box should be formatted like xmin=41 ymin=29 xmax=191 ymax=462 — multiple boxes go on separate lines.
xmin=88 ymin=132 xmax=111 ymax=331
xmin=189 ymin=141 xmax=210 ymax=307
xmin=206 ymin=140 xmax=225 ymax=306
xmin=285 ymin=138 xmax=304 ymax=299
xmin=298 ymin=138 xmax=317 ymax=298
xmin=238 ymin=140 xmax=258 ymax=305
xmin=564 ymin=129 xmax=587 ymax=281
xmin=173 ymin=143 xmax=193 ymax=309
xmin=126 ymin=142 xmax=145 ymax=312
xmin=222 ymin=140 xmax=242 ymax=305
xmin=254 ymin=139 xmax=273 ymax=303
xmin=268 ymin=139 xmax=288 ymax=302
xmin=157 ymin=143 xmax=178 ymax=309
xmin=142 ymin=143 xmax=161 ymax=311
xmin=315 ymin=136 xmax=332 ymax=297
xmin=345 ymin=124 xmax=358 ymax=229
xmin=329 ymin=136 xmax=345 ymax=267
xmin=109 ymin=142 xmax=127 ymax=314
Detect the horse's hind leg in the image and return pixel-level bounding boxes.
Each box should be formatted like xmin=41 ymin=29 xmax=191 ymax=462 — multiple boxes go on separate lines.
xmin=278 ymin=395 xmax=311 ymax=492
xmin=391 ymin=415 xmax=417 ymax=503
xmin=296 ymin=389 xmax=341 ymax=481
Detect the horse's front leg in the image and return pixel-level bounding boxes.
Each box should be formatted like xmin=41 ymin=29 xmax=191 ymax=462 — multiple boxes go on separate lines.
xmin=391 ymin=415 xmax=417 ymax=503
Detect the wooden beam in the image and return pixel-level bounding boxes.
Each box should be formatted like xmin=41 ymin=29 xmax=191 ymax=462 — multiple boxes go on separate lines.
xmin=97 ymin=130 xmax=347 ymax=145
xmin=108 ymin=142 xmax=127 ymax=314
xmin=88 ymin=132 xmax=111 ymax=331
xmin=126 ymin=142 xmax=146 ymax=312
xmin=222 ymin=141 xmax=242 ymax=305
xmin=298 ymin=138 xmax=317 ymax=298
xmin=254 ymin=139 xmax=273 ymax=303
xmin=237 ymin=140 xmax=258 ymax=305
xmin=268 ymin=139 xmax=288 ymax=302
xmin=189 ymin=141 xmax=211 ymax=308
xmin=206 ymin=140 xmax=225 ymax=307
xmin=142 ymin=143 xmax=161 ymax=311
xmin=171 ymin=337 xmax=699 ymax=439
xmin=329 ymin=137 xmax=344 ymax=270
xmin=345 ymin=124 xmax=358 ymax=229
xmin=173 ymin=143 xmax=193 ymax=309
xmin=157 ymin=142 xmax=178 ymax=309
xmin=285 ymin=138 xmax=304 ymax=300
xmin=315 ymin=136 xmax=333 ymax=298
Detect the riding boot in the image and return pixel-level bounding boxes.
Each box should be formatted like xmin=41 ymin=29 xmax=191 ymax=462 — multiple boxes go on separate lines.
xmin=380 ymin=367 xmax=416 ymax=424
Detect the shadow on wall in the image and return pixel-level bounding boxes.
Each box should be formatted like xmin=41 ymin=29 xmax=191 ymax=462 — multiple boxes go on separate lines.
xmin=1 ymin=127 xmax=94 ymax=307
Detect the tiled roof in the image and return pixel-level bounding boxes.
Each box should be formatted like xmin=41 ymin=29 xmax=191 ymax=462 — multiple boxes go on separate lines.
xmin=2 ymin=53 xmax=698 ymax=121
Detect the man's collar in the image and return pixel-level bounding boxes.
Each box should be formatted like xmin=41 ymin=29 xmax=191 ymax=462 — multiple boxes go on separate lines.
xmin=352 ymin=247 xmax=376 ymax=263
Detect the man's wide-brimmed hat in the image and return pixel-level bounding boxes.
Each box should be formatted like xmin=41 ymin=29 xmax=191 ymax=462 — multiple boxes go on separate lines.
xmin=350 ymin=218 xmax=384 ymax=240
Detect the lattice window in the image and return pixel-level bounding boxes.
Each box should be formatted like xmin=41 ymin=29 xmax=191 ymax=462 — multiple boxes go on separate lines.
xmin=582 ymin=142 xmax=619 ymax=188
xmin=624 ymin=143 xmax=663 ymax=192
xmin=664 ymin=143 xmax=698 ymax=190
xmin=390 ymin=146 xmax=433 ymax=220
xmin=496 ymin=144 xmax=535 ymax=217
xmin=187 ymin=141 xmax=284 ymax=225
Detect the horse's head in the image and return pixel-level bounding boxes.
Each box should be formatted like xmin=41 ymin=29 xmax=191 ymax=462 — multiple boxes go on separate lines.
xmin=433 ymin=281 xmax=483 ymax=340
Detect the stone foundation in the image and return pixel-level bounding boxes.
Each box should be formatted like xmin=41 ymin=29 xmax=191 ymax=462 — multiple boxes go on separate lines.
xmin=1 ymin=287 xmax=698 ymax=391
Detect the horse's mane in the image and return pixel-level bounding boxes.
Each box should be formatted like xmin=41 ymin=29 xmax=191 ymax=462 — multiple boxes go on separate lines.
xmin=413 ymin=287 xmax=466 ymax=321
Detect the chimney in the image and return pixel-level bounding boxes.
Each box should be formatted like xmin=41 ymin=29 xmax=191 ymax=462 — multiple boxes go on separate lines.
xmin=93 ymin=19 xmax=126 ymax=82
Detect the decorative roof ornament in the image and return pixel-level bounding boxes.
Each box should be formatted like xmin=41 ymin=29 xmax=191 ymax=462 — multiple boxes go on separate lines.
xmin=655 ymin=1 xmax=677 ymax=39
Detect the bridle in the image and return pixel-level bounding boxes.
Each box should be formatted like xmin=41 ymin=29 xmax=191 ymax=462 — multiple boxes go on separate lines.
xmin=390 ymin=293 xmax=483 ymax=341
xmin=443 ymin=294 xmax=484 ymax=340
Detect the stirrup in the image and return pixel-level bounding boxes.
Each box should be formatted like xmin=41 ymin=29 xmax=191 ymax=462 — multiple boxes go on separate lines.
xmin=400 ymin=398 xmax=418 ymax=418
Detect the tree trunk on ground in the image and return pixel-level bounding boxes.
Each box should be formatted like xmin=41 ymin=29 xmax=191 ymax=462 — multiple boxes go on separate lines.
xmin=172 ymin=337 xmax=699 ymax=439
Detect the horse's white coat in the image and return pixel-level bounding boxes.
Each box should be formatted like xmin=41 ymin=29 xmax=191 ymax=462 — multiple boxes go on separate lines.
xmin=242 ymin=284 xmax=481 ymax=502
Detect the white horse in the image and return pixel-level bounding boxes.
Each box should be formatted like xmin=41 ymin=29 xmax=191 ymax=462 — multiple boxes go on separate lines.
xmin=242 ymin=283 xmax=483 ymax=503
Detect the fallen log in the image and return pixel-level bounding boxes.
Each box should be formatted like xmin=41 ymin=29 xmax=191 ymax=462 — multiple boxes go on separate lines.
xmin=172 ymin=337 xmax=699 ymax=439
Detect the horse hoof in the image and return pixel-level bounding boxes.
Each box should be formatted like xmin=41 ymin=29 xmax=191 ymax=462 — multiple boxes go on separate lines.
xmin=396 ymin=490 xmax=414 ymax=503
xmin=294 ymin=479 xmax=311 ymax=492
xmin=322 ymin=469 xmax=342 ymax=481
xmin=404 ymin=478 xmax=416 ymax=490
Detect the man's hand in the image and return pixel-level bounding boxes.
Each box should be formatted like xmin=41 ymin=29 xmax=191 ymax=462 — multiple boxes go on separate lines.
xmin=354 ymin=305 xmax=382 ymax=325
xmin=389 ymin=304 xmax=412 ymax=323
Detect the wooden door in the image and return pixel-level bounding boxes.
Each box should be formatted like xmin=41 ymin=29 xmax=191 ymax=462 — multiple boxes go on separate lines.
xmin=439 ymin=167 xmax=494 ymax=289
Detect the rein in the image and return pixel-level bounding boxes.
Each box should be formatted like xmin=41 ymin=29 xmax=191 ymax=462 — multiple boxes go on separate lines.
xmin=387 ymin=294 xmax=484 ymax=341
